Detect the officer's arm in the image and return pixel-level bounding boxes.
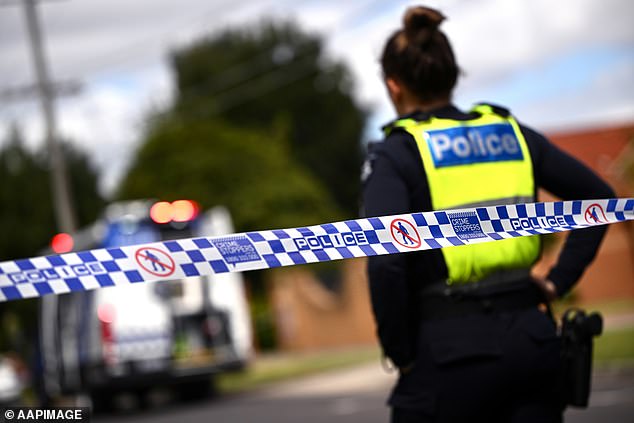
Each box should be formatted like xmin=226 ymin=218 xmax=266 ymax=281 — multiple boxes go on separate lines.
xmin=527 ymin=127 xmax=616 ymax=297
xmin=364 ymin=144 xmax=416 ymax=368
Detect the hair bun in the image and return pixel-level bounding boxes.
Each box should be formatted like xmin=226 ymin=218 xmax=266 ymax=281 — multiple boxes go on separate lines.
xmin=403 ymin=6 xmax=446 ymax=46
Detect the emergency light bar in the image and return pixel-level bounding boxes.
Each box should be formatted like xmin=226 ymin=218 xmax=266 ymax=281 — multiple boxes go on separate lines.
xmin=150 ymin=200 xmax=200 ymax=224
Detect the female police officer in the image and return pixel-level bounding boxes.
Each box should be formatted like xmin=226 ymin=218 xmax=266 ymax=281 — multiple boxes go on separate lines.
xmin=363 ymin=5 xmax=614 ymax=423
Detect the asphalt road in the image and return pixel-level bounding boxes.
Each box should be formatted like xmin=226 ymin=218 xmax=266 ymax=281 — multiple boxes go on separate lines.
xmin=92 ymin=361 xmax=634 ymax=423
xmin=565 ymin=366 xmax=634 ymax=423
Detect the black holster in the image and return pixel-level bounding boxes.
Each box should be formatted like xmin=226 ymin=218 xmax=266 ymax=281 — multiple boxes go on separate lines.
xmin=560 ymin=308 xmax=603 ymax=407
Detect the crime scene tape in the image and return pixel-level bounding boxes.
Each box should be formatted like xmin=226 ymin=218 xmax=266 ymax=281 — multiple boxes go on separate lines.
xmin=0 ymin=198 xmax=632 ymax=303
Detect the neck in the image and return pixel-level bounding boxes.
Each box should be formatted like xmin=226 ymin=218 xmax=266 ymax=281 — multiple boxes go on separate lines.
xmin=396 ymin=97 xmax=451 ymax=115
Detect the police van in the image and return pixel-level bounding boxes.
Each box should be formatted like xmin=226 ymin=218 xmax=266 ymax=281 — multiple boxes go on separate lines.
xmin=37 ymin=200 xmax=253 ymax=408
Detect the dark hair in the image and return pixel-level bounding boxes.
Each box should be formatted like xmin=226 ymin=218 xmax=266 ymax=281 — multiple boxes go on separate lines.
xmin=380 ymin=6 xmax=459 ymax=102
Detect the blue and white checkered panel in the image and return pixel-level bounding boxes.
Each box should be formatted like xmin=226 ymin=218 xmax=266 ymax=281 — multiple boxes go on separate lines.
xmin=0 ymin=198 xmax=631 ymax=302
xmin=261 ymin=222 xmax=370 ymax=265
xmin=0 ymin=247 xmax=131 ymax=301
xmin=611 ymin=198 xmax=633 ymax=222
xmin=95 ymin=248 xmax=140 ymax=286
xmin=163 ymin=238 xmax=218 ymax=277
xmin=618 ymin=198 xmax=634 ymax=220
xmin=259 ymin=228 xmax=309 ymax=266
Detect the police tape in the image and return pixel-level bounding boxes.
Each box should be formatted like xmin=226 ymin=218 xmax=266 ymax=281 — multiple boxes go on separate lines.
xmin=0 ymin=198 xmax=632 ymax=302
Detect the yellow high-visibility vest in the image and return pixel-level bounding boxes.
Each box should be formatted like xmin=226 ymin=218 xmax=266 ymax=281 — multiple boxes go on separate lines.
xmin=385 ymin=104 xmax=540 ymax=284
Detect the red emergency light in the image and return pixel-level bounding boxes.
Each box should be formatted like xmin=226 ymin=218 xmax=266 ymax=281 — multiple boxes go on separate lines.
xmin=150 ymin=200 xmax=200 ymax=224
xmin=97 ymin=303 xmax=116 ymax=324
xmin=51 ymin=233 xmax=74 ymax=254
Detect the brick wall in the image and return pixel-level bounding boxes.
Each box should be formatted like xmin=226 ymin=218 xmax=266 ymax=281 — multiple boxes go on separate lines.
xmin=269 ymin=259 xmax=376 ymax=351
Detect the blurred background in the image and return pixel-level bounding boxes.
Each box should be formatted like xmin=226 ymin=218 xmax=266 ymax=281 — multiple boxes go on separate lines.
xmin=0 ymin=0 xmax=632 ymax=421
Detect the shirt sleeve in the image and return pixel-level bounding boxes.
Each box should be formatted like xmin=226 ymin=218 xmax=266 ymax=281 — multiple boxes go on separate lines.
xmin=363 ymin=136 xmax=417 ymax=367
xmin=524 ymin=126 xmax=616 ymax=296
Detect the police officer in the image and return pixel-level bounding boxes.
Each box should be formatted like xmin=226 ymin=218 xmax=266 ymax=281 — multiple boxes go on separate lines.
xmin=363 ymin=6 xmax=614 ymax=423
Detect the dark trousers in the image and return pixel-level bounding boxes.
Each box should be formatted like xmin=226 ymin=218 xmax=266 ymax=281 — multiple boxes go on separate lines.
xmin=389 ymin=308 xmax=564 ymax=423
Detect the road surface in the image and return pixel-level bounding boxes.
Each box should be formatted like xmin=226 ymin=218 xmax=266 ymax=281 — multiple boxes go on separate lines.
xmin=93 ymin=361 xmax=634 ymax=423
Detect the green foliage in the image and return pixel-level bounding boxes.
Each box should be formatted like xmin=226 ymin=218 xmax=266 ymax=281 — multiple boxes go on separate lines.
xmin=170 ymin=20 xmax=367 ymax=218
xmin=250 ymin=294 xmax=278 ymax=352
xmin=0 ymin=125 xmax=104 ymax=351
xmin=0 ymin=127 xmax=54 ymax=261
xmin=119 ymin=20 xmax=368 ymax=351
xmin=0 ymin=126 xmax=104 ymax=261
xmin=118 ymin=117 xmax=341 ymax=232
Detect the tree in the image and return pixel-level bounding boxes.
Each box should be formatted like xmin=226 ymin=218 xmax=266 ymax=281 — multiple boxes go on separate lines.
xmin=171 ymin=21 xmax=367 ymax=218
xmin=118 ymin=117 xmax=340 ymax=232
xmin=0 ymin=125 xmax=104 ymax=261
xmin=0 ymin=124 xmax=104 ymax=352
xmin=118 ymin=116 xmax=343 ymax=353
xmin=118 ymin=20 xmax=367 ymax=351
xmin=0 ymin=125 xmax=53 ymax=261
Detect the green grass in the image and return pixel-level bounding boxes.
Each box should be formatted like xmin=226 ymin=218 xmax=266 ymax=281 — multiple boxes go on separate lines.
xmin=218 ymin=330 xmax=633 ymax=394
xmin=594 ymin=327 xmax=634 ymax=365
xmin=217 ymin=300 xmax=634 ymax=395
xmin=217 ymin=346 xmax=381 ymax=393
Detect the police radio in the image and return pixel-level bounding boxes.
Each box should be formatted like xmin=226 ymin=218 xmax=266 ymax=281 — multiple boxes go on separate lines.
xmin=560 ymin=308 xmax=603 ymax=407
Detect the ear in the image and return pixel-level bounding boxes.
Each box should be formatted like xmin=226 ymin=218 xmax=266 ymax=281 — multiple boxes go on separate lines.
xmin=385 ymin=77 xmax=402 ymax=102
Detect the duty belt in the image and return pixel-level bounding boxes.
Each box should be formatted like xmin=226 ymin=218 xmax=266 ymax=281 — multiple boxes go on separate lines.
xmin=419 ymin=270 xmax=545 ymax=320
xmin=420 ymin=268 xmax=533 ymax=297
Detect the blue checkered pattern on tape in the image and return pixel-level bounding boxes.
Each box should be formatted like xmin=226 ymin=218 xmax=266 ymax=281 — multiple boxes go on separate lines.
xmin=0 ymin=198 xmax=632 ymax=302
